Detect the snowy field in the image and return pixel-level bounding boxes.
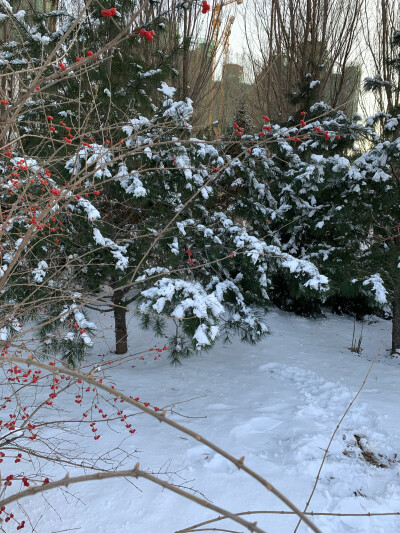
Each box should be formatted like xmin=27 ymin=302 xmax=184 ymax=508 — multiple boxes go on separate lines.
xmin=10 ymin=309 xmax=400 ymax=533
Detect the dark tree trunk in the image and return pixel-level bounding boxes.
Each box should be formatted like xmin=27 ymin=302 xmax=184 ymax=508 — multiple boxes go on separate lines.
xmin=112 ymin=288 xmax=128 ymax=355
xmin=392 ymin=290 xmax=400 ymax=355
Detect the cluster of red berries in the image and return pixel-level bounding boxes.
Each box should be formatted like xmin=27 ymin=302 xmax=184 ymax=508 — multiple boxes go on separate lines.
xmin=186 ymin=249 xmax=194 ymax=264
xmin=233 ymin=122 xmax=244 ymax=137
xmin=140 ymin=28 xmax=155 ymax=41
xmin=101 ymin=7 xmax=117 ymax=17
xmin=0 ymin=99 xmax=9 ymax=105
xmin=143 ymin=344 xmax=167 ymax=360
xmin=258 ymin=115 xmax=271 ymax=136
xmin=0 ymin=504 xmax=26 ymax=528
xmin=311 ymin=127 xmax=340 ymax=141
xmin=76 ymin=51 xmax=97 ymax=61
xmin=116 ymin=410 xmax=136 ymax=433
xmin=201 ymin=0 xmax=211 ymax=13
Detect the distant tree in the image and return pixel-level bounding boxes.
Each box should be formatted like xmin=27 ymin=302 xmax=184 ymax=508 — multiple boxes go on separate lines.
xmin=243 ymin=0 xmax=364 ymax=122
xmin=361 ymin=0 xmax=400 ymax=114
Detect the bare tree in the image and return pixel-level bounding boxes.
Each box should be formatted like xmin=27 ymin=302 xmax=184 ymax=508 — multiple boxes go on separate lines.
xmin=361 ymin=0 xmax=400 ymax=114
xmin=242 ymin=0 xmax=365 ymax=122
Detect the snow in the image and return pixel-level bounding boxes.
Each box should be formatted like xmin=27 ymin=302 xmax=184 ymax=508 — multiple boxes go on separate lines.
xmin=122 ymin=116 xmax=150 ymax=136
xmin=14 ymin=10 xmax=25 ymax=21
xmin=93 ymin=228 xmax=129 ymax=270
xmin=384 ymin=117 xmax=399 ymax=131
xmin=168 ymin=236 xmax=179 ymax=255
xmin=32 ymin=260 xmax=48 ymax=283
xmin=362 ymin=274 xmax=388 ymax=304
xmin=31 ymin=32 xmax=51 ymax=45
xmin=140 ymin=278 xmax=224 ymax=320
xmin=115 ymin=164 xmax=147 ymax=197
xmin=157 ymin=82 xmax=177 ymax=98
xmin=139 ymin=68 xmax=162 ymax=78
xmin=0 ymin=0 xmax=12 ymax=12
xmin=9 ymin=309 xmax=400 ymax=532
xmin=163 ymin=99 xmax=194 ymax=124
xmin=77 ymin=197 xmax=101 ymax=220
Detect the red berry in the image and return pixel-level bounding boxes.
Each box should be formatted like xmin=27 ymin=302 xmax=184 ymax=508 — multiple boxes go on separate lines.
xmin=201 ymin=0 xmax=210 ymax=13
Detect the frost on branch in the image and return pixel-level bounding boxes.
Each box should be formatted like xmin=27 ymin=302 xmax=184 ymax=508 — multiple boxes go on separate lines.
xmin=138 ymin=279 xmax=223 ymax=362
xmin=115 ymin=164 xmax=147 ymax=197
xmin=37 ymin=302 xmax=97 ymax=364
xmin=76 ymin=197 xmax=101 ymax=221
xmin=32 ymin=260 xmax=49 ymax=283
xmin=93 ymin=228 xmax=129 ymax=271
xmin=362 ymin=274 xmax=388 ymax=305
xmin=158 ymin=82 xmax=193 ymax=127
xmin=65 ymin=145 xmax=113 ymax=179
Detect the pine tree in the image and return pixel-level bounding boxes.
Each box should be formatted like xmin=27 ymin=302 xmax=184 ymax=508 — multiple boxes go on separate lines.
xmin=0 ymin=2 xmax=336 ymax=364
xmin=0 ymin=84 xmax=332 ymax=364
xmin=232 ymin=101 xmax=254 ymax=133
xmin=260 ymin=98 xmax=400 ymax=354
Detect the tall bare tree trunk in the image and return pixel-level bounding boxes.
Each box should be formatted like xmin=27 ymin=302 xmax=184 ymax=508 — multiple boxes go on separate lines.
xmin=392 ymin=290 xmax=400 ymax=354
xmin=112 ymin=287 xmax=128 ymax=355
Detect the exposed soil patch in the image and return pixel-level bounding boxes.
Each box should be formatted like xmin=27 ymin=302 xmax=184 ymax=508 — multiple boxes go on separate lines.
xmin=354 ymin=434 xmax=389 ymax=468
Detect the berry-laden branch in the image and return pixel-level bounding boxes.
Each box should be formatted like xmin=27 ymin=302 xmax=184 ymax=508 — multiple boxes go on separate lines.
xmin=0 ymin=353 xmax=322 ymax=533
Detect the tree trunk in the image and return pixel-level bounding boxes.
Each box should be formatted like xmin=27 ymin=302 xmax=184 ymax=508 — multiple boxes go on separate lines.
xmin=392 ymin=290 xmax=400 ymax=355
xmin=112 ymin=288 xmax=128 ymax=354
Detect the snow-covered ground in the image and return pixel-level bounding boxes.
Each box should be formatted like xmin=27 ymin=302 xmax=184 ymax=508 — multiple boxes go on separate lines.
xmin=8 ymin=309 xmax=400 ymax=532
